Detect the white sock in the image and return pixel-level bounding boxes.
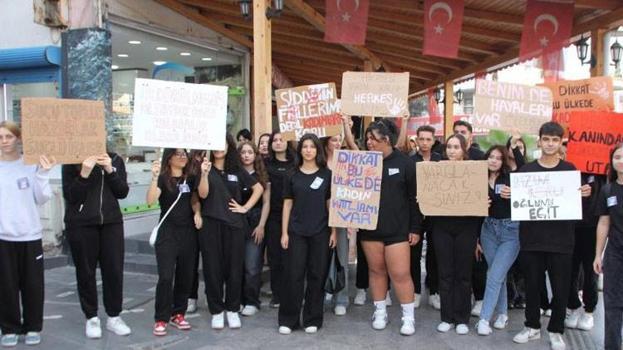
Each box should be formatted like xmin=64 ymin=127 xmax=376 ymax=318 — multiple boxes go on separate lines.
xmin=401 ymin=302 xmax=415 ymax=319
xmin=373 ymin=300 xmax=387 ymax=312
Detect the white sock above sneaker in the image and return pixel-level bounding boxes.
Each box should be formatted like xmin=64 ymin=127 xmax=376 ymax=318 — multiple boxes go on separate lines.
xmin=374 ymin=300 xmax=387 ymax=312
xmin=401 ymin=302 xmax=415 ymax=320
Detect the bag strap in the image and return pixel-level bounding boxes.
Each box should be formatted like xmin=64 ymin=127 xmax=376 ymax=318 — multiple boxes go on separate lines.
xmin=149 ymin=179 xmax=186 ymax=246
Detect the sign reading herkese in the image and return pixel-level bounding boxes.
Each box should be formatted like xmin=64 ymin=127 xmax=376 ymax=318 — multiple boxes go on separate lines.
xmin=329 ymin=150 xmax=383 ymax=230
xmin=276 ymin=83 xmax=342 ymax=141
xmin=416 ymin=161 xmax=488 ymax=216
xmin=341 ymin=72 xmax=409 ymax=117
xmin=21 ymin=98 xmax=106 ymax=165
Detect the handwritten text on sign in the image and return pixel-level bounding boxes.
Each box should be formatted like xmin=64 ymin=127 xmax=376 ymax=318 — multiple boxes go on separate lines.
xmin=472 ymin=80 xmax=552 ymax=134
xmin=341 ymin=72 xmax=410 ymax=117
xmin=510 ymin=171 xmax=582 ymax=221
xmin=329 ymin=150 xmax=383 ymax=230
xmin=416 ymin=161 xmax=489 ymax=216
xmin=276 ymin=83 xmax=341 ymax=141
xmin=21 ymin=98 xmax=106 ymax=165
xmin=132 ymin=78 xmax=228 ymax=150
xmin=543 ymin=76 xmax=613 ymax=112
xmin=566 ymin=111 xmax=623 ymax=175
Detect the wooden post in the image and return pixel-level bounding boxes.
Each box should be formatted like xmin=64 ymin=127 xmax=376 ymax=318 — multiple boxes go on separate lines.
xmin=253 ymin=0 xmax=272 ymax=141
xmin=590 ymin=28 xmax=606 ymax=77
xmin=362 ymin=60 xmax=375 ymax=132
xmin=443 ymin=80 xmax=454 ymax=140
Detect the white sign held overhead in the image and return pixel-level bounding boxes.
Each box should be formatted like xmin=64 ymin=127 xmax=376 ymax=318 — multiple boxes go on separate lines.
xmin=132 ymin=78 xmax=228 ymax=150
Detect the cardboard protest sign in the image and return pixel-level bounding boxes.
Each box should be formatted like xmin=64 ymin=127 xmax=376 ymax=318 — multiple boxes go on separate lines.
xmin=543 ymin=76 xmax=614 ymax=112
xmin=416 ymin=161 xmax=488 ymax=216
xmin=132 ymin=78 xmax=228 ymax=150
xmin=510 ymin=171 xmax=582 ymax=221
xmin=565 ymin=111 xmax=623 ymax=175
xmin=329 ymin=150 xmax=383 ymax=230
xmin=472 ymin=80 xmax=552 ymax=134
xmin=21 ymin=98 xmax=106 ymax=164
xmin=275 ymin=83 xmax=342 ymax=141
xmin=341 ymin=72 xmax=409 ymax=117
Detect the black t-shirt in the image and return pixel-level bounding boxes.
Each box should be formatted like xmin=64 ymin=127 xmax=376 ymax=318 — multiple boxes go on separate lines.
xmin=411 ymin=151 xmax=442 ymax=163
xmin=489 ymin=173 xmax=511 ymax=219
xmin=241 ymin=171 xmax=263 ymax=212
xmin=201 ymin=167 xmax=258 ymax=228
xmin=469 ymin=144 xmax=485 ymax=160
xmin=158 ymin=175 xmax=196 ymax=226
xmin=578 ymin=173 xmax=606 ymax=228
xmin=597 ymin=182 xmax=623 ymax=250
xmin=283 ymin=167 xmax=332 ymax=236
xmin=518 ymin=160 xmax=577 ymax=254
xmin=266 ymin=158 xmax=296 ymax=219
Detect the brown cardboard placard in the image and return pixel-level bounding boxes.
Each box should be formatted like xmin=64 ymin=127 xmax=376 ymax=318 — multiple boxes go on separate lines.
xmin=416 ymin=160 xmax=488 ymax=216
xmin=341 ymin=72 xmax=410 ymax=117
xmin=542 ymin=76 xmax=614 ymax=112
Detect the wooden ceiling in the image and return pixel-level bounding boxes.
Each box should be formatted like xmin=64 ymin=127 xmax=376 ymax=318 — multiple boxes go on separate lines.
xmin=156 ymin=0 xmax=623 ymax=94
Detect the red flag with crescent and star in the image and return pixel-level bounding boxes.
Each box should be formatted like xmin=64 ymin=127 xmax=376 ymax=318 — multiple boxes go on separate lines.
xmin=324 ymin=0 xmax=369 ymax=45
xmin=423 ymin=0 xmax=464 ymax=58
xmin=519 ymin=0 xmax=574 ymax=61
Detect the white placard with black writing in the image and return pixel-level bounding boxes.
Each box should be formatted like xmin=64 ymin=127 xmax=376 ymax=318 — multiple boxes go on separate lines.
xmin=510 ymin=171 xmax=582 ymax=221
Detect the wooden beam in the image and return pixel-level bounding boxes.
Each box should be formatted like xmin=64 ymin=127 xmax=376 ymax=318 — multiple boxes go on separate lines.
xmin=443 ymin=81 xmax=453 ymax=140
xmin=591 ymin=28 xmax=606 ymax=77
xmin=253 ymin=0 xmax=272 ymax=138
xmin=575 ymin=0 xmax=620 ymax=9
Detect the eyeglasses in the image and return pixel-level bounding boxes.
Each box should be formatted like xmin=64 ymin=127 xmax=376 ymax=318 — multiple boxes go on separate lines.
xmin=174 ymin=151 xmax=188 ymax=158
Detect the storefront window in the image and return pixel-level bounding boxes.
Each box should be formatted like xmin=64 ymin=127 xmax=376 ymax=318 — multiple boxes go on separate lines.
xmin=2 ymin=82 xmax=58 ymax=123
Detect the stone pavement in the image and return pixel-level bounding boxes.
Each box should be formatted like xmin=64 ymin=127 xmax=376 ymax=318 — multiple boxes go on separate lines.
xmin=17 ymin=262 xmax=604 ymax=350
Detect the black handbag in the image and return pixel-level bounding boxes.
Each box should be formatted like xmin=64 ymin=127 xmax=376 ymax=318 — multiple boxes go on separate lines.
xmin=324 ymin=248 xmax=346 ymax=294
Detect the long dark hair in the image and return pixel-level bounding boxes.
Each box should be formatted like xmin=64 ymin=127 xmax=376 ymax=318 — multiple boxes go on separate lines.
xmin=187 ymin=149 xmax=206 ymax=176
xmin=444 ymin=134 xmax=469 ymax=160
xmin=161 ymin=148 xmax=188 ymax=191
xmin=237 ymin=141 xmax=268 ymax=187
xmin=210 ymin=133 xmax=241 ymax=173
xmin=608 ymin=143 xmax=623 ymax=183
xmin=364 ymin=119 xmax=398 ymax=149
xmin=296 ymin=133 xmax=327 ymax=169
xmin=268 ymin=129 xmax=295 ymax=162
xmin=485 ymin=145 xmax=511 ymax=177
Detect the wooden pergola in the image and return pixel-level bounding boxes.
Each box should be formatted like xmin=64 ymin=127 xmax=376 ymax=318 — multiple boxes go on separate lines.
xmin=155 ymin=0 xmax=623 ymax=138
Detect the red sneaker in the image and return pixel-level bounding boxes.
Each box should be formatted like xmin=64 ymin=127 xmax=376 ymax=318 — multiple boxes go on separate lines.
xmin=153 ymin=321 xmax=167 ymax=336
xmin=170 ymin=314 xmax=191 ymax=330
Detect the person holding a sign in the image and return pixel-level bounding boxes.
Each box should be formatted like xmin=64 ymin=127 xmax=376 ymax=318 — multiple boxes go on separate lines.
xmin=62 ymin=150 xmax=132 ymax=339
xmin=146 ymin=149 xmax=200 ymax=336
xmin=197 ymin=134 xmax=263 ymax=330
xmin=432 ymin=134 xmax=483 ymax=336
xmin=594 ymin=143 xmax=623 ymax=350
xmin=278 ymin=134 xmax=336 ymax=335
xmin=358 ymin=119 xmax=421 ymax=336
xmin=512 ymin=122 xmax=591 ymax=350
xmin=0 ymin=121 xmax=55 ymax=347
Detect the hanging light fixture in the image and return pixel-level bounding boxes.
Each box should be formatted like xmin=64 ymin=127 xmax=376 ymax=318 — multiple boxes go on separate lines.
xmin=239 ymin=0 xmax=251 ymax=19
xmin=455 ymin=89 xmax=464 ymax=105
xmin=433 ymin=87 xmax=442 ymax=104
xmin=575 ymin=35 xmax=590 ymax=64
xmin=266 ymin=0 xmax=284 ymax=19
xmin=611 ymin=40 xmax=622 ymax=67
xmin=434 ymin=87 xmax=462 ymax=105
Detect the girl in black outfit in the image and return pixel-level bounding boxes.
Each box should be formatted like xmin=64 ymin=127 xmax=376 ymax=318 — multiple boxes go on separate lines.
xmin=278 ymin=133 xmax=336 ymax=334
xmin=146 ymin=148 xmax=200 ymax=336
xmin=185 ymin=150 xmax=206 ymax=313
xmin=264 ymin=131 xmax=297 ymax=307
xmin=62 ymin=152 xmax=132 ymax=339
xmin=197 ymin=134 xmax=263 ymax=329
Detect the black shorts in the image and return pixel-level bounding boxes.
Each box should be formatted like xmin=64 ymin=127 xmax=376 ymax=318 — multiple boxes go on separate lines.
xmin=358 ymin=231 xmax=408 ymax=246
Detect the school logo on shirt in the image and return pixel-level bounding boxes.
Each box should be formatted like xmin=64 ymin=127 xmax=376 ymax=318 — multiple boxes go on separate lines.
xmin=17 ymin=177 xmax=30 ymax=190
xmin=388 ymin=168 xmax=400 ymax=176
xmin=227 ymin=174 xmax=239 ymax=182
xmin=178 ymin=183 xmax=190 ymax=193
xmin=587 ymin=175 xmax=595 ymax=184
xmin=607 ymin=196 xmax=618 ymax=207
xmin=495 ymin=184 xmax=505 ymax=194
xmin=310 ymin=177 xmax=324 ymax=190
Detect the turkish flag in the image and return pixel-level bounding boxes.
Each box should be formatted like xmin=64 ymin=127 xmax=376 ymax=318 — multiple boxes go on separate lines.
xmin=427 ymin=88 xmax=441 ymax=121
xmin=423 ymin=0 xmax=464 ymax=58
xmin=324 ymin=0 xmax=369 ymax=45
xmin=519 ymin=0 xmax=574 ymax=61
xmin=542 ymin=49 xmax=565 ymax=83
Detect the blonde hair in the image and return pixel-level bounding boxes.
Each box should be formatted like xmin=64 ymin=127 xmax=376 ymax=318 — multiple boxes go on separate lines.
xmin=0 ymin=121 xmax=21 ymax=138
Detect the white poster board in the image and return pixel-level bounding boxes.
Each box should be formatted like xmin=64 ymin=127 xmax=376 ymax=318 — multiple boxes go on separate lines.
xmin=132 ymin=78 xmax=228 ymax=150
xmin=510 ymin=170 xmax=582 ymax=221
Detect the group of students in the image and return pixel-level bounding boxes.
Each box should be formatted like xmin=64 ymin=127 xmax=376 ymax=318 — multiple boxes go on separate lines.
xmin=0 ymin=116 xmax=622 ymax=350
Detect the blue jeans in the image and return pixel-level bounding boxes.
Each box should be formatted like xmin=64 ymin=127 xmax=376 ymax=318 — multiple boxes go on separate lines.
xmin=480 ymin=218 xmax=520 ymax=322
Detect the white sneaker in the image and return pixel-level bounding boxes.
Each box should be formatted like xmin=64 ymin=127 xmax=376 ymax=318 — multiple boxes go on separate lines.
xmin=372 ymin=309 xmax=388 ymax=330
xmin=477 ymin=319 xmax=492 ymax=335
xmin=414 ymin=293 xmax=421 ymax=308
xmin=226 ymin=311 xmax=241 ymax=329
xmin=385 ymin=291 xmax=392 ymax=306
xmin=278 ymin=326 xmax=292 ymax=335
xmin=577 ymin=313 xmax=594 ymax=331
xmin=325 ymin=293 xmax=333 ymax=303
xmin=186 ymin=298 xmax=197 ymax=313
xmin=456 ymin=323 xmax=469 ymax=335
xmin=545 ymin=309 xmax=552 ymax=317
xmin=471 ymin=300 xmax=482 ymax=317
xmin=400 ymin=317 xmax=415 ymax=336
xmin=304 ymin=326 xmax=318 ymax=334
xmin=106 ymin=316 xmax=131 ymax=336
xmin=549 ymin=332 xmax=566 ymax=350
xmin=241 ymin=305 xmax=258 ymax=317
xmin=493 ymin=314 xmax=509 ymax=330
xmin=564 ymin=308 xmax=580 ymax=328
xmin=334 ymin=305 xmax=347 ymax=316
xmin=354 ymin=289 xmax=367 ymax=305
xmin=429 ymin=293 xmax=441 ymax=310
xmin=211 ymin=312 xmax=225 ymax=329
xmin=85 ymin=317 xmax=102 ymax=339
xmin=437 ymin=322 xmax=453 ymax=333
xmin=513 ymin=327 xmax=541 ymax=344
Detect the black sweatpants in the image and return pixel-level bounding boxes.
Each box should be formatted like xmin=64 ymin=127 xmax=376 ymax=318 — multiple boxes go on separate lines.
xmin=356 ymin=234 xmax=369 ymax=289
xmin=410 ymin=240 xmax=423 ymax=294
xmin=521 ymin=251 xmax=572 ymax=334
xmin=199 ymin=218 xmax=245 ymax=314
xmin=0 ymin=239 xmax=44 ymax=334
xmin=568 ymin=226 xmax=598 ymax=312
xmin=425 ymin=230 xmax=439 ymax=295
xmin=603 ymin=248 xmax=623 ymax=350
xmin=154 ymin=223 xmax=197 ymax=322
xmin=472 ymin=256 xmax=487 ymax=301
xmin=189 ymin=231 xmax=200 ymax=300
xmin=266 ymin=217 xmax=286 ymax=303
xmin=279 ymin=231 xmax=330 ymax=329
xmin=434 ymin=227 xmax=477 ymax=324
xmin=67 ymin=223 xmax=124 ymax=319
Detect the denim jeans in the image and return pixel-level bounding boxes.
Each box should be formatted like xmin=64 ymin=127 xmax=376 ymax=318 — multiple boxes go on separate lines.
xmin=480 ymin=217 xmax=520 ymax=322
